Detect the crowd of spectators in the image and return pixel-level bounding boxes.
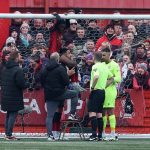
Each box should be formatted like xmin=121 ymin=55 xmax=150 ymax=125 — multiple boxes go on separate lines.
xmin=0 ymin=9 xmax=150 ymax=93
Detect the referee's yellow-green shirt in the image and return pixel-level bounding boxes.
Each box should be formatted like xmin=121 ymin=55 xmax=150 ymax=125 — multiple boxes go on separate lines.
xmin=90 ymin=62 xmax=113 ymax=90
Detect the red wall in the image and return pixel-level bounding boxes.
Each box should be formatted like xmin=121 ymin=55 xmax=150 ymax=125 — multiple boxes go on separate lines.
xmin=0 ymin=0 xmax=10 ymax=50
xmin=9 ymin=0 xmax=150 ymax=14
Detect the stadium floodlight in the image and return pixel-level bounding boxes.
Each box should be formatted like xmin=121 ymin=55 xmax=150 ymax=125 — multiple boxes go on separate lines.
xmin=0 ymin=13 xmax=150 ymax=19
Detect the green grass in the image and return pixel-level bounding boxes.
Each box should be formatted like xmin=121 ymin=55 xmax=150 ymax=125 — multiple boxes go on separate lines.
xmin=0 ymin=139 xmax=150 ymax=150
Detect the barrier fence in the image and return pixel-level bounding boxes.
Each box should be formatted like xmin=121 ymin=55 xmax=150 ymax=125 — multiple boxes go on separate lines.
xmin=0 ymin=89 xmax=145 ymax=127
xmin=0 ymin=13 xmax=149 ymax=132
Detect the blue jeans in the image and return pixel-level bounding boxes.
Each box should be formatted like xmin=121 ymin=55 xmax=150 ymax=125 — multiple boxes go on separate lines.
xmin=5 ymin=111 xmax=18 ymax=136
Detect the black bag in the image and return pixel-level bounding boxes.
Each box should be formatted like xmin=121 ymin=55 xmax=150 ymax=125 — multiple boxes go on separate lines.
xmin=124 ymin=94 xmax=134 ymax=114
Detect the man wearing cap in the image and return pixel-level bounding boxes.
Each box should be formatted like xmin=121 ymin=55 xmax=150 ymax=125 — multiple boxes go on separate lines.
xmin=63 ymin=19 xmax=78 ymax=42
xmin=132 ymin=43 xmax=147 ymax=65
xmin=96 ymin=24 xmax=122 ymax=58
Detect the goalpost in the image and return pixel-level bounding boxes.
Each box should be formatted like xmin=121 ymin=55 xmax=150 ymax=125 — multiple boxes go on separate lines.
xmin=0 ymin=13 xmax=149 ymax=135
xmin=0 ymin=13 xmax=150 ymax=19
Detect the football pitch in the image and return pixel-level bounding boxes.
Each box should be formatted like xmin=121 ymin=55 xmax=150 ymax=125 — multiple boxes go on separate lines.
xmin=0 ymin=139 xmax=150 ymax=150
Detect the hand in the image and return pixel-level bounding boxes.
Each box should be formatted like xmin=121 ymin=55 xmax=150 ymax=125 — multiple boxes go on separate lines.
xmin=106 ymin=77 xmax=114 ymax=88
xmin=134 ymin=85 xmax=140 ymax=90
xmin=90 ymin=87 xmax=94 ymax=92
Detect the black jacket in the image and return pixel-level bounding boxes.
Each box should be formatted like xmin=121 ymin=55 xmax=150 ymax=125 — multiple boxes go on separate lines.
xmin=0 ymin=60 xmax=26 ymax=111
xmin=41 ymin=60 xmax=70 ymax=101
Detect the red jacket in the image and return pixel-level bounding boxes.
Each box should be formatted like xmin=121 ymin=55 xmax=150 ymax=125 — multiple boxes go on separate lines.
xmin=49 ymin=31 xmax=62 ymax=54
xmin=96 ymin=34 xmax=122 ymax=51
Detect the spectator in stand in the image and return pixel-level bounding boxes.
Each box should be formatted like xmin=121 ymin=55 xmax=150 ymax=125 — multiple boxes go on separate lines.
xmin=128 ymin=25 xmax=138 ymax=37
xmin=63 ymin=19 xmax=78 ymax=42
xmin=75 ymin=8 xmax=87 ymax=27
xmin=121 ymin=55 xmax=131 ymax=81
xmin=116 ymin=43 xmax=131 ymax=62
xmin=123 ymin=63 xmax=135 ymax=89
xmin=86 ymin=19 xmax=103 ymax=43
xmin=29 ymin=53 xmax=42 ymax=90
xmin=64 ymin=40 xmax=75 ymax=52
xmin=128 ymin=24 xmax=141 ymax=44
xmin=135 ymin=20 xmax=148 ymax=41
xmin=119 ymin=55 xmax=132 ymax=94
xmin=77 ymin=39 xmax=95 ymax=83
xmin=22 ymin=12 xmax=33 ymax=27
xmin=17 ymin=23 xmax=32 ymax=58
xmin=0 ymin=50 xmax=11 ymax=87
xmin=96 ymin=24 xmax=122 ymax=58
xmin=2 ymin=38 xmax=18 ymax=53
xmin=73 ymin=27 xmax=87 ymax=53
xmin=135 ymin=20 xmax=143 ymax=27
xmin=30 ymin=19 xmax=44 ymax=38
xmin=84 ymin=39 xmax=96 ymax=53
xmin=19 ymin=23 xmax=32 ymax=48
xmin=41 ymin=52 xmax=79 ymax=141
xmin=132 ymin=44 xmax=147 ymax=65
xmin=110 ymin=10 xmax=125 ymax=28
xmin=9 ymin=11 xmax=22 ymax=34
xmin=39 ymin=44 xmax=49 ymax=71
xmin=123 ymin=32 xmax=134 ymax=45
xmin=122 ymin=43 xmax=132 ymax=57
xmin=48 ymin=16 xmax=66 ymax=54
xmin=81 ymin=52 xmax=93 ymax=88
xmin=0 ymin=51 xmax=27 ymax=140
xmin=67 ymin=9 xmax=75 ymax=14
xmin=114 ymin=24 xmax=123 ymax=39
xmin=133 ymin=63 xmax=150 ymax=90
xmin=22 ymin=44 xmax=42 ymax=91
xmin=146 ymin=50 xmax=150 ymax=73
xmin=31 ymin=32 xmax=48 ymax=47
xmin=44 ymin=19 xmax=54 ymax=41
xmin=126 ymin=20 xmax=135 ymax=26
xmin=146 ymin=50 xmax=150 ymax=61
xmin=77 ymin=39 xmax=95 ymax=68
xmin=9 ymin=28 xmax=20 ymax=46
xmin=143 ymin=40 xmax=150 ymax=50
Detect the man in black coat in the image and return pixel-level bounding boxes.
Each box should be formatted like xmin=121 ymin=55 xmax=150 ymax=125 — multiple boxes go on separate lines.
xmin=41 ymin=52 xmax=78 ymax=141
xmin=0 ymin=51 xmax=27 ymax=140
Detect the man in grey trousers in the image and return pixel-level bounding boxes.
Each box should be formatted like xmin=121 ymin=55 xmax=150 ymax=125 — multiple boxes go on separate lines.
xmin=41 ymin=52 xmax=78 ymax=141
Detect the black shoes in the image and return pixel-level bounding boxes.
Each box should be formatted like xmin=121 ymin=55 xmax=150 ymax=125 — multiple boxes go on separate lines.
xmin=88 ymin=134 xmax=97 ymax=141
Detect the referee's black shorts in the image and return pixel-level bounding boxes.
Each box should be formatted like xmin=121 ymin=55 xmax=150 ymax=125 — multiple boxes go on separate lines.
xmin=88 ymin=89 xmax=105 ymax=113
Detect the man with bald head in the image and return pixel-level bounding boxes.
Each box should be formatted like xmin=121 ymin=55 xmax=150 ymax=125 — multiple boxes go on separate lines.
xmin=41 ymin=52 xmax=78 ymax=141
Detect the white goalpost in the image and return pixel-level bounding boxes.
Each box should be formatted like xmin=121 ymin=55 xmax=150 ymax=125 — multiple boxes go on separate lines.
xmin=0 ymin=13 xmax=150 ymax=19
xmin=0 ymin=12 xmax=150 ymax=139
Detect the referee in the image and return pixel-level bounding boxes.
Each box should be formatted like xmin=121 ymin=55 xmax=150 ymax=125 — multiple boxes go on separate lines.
xmin=88 ymin=51 xmax=113 ymax=141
